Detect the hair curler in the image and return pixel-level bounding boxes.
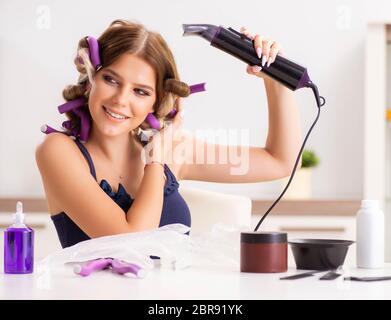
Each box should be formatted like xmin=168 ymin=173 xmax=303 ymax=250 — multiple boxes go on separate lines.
xmin=111 ymin=259 xmax=146 ymax=278
xmin=146 ymin=82 xmax=207 ymax=130
xmin=79 ymin=36 xmax=102 ymax=71
xmin=73 ymin=258 xmax=113 ymax=277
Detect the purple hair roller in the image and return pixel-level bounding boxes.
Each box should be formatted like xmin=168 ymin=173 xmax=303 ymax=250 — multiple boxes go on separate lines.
xmin=57 ymin=97 xmax=90 ymax=141
xmin=111 ymin=259 xmax=146 ymax=278
xmin=41 ymin=36 xmax=101 ymax=140
xmin=189 ymin=82 xmax=206 ymax=94
xmin=86 ymin=36 xmax=102 ymax=71
xmin=72 ymin=107 xmax=91 ymax=142
xmin=145 ymin=113 xmax=161 ymax=130
xmin=167 ymin=82 xmax=206 ymax=117
xmin=41 ymin=124 xmax=75 ymax=138
xmin=58 ymin=97 xmax=86 ymax=114
xmin=168 ymin=108 xmax=177 ymax=118
xmin=62 ymin=120 xmax=79 ymax=138
xmin=146 ymin=82 xmax=207 ymax=130
xmin=73 ymin=258 xmax=113 ymax=277
xmin=62 ymin=120 xmax=73 ymax=130
xmin=40 ymin=124 xmax=62 ymax=135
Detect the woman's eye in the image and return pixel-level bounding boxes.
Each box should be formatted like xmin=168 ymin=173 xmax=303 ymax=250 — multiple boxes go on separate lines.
xmin=135 ymin=89 xmax=149 ymax=96
xmin=103 ymin=75 xmax=149 ymax=96
xmin=103 ymin=75 xmax=117 ymax=84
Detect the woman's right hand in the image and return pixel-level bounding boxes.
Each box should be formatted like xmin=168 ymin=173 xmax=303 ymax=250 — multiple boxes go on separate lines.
xmin=240 ymin=26 xmax=284 ymax=79
xmin=143 ymin=97 xmax=186 ymax=166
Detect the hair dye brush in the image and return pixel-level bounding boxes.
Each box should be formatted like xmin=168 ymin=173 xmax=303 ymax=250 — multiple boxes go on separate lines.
xmin=182 ymin=23 xmax=326 ymax=231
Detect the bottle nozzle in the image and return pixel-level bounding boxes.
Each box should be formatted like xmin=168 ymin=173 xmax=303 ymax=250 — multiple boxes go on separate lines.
xmin=17 ymin=201 xmax=23 ymax=214
xmin=12 ymin=201 xmax=26 ymax=228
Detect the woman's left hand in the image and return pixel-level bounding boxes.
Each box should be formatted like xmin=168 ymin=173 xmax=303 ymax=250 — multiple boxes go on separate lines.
xmin=240 ymin=26 xmax=284 ymax=79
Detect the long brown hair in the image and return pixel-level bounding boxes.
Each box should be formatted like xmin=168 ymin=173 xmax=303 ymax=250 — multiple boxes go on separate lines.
xmin=62 ymin=19 xmax=190 ymax=138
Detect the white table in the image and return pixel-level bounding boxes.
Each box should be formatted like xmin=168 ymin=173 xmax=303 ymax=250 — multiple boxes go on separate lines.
xmin=1 ymin=262 xmax=391 ymax=300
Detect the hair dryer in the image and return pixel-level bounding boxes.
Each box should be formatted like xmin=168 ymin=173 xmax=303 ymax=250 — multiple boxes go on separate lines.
xmin=182 ymin=24 xmax=325 ymax=107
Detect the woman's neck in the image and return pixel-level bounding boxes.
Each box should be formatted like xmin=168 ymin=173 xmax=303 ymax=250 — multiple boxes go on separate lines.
xmin=85 ymin=126 xmax=141 ymax=166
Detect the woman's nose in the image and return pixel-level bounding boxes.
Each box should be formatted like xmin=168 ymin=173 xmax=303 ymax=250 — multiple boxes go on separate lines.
xmin=112 ymin=88 xmax=129 ymax=107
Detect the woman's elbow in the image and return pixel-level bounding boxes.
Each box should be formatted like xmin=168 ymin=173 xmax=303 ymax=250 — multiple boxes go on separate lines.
xmin=282 ymin=158 xmax=302 ymax=178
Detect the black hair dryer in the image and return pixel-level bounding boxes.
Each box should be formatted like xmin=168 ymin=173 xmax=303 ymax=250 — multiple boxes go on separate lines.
xmin=182 ymin=24 xmax=325 ymax=107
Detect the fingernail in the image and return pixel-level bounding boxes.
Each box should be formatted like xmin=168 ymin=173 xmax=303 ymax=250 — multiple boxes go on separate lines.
xmin=267 ymin=57 xmax=273 ymax=67
xmin=252 ymin=66 xmax=262 ymax=73
xmin=256 ymin=47 xmax=262 ymax=59
xmin=261 ymin=56 xmax=267 ymax=67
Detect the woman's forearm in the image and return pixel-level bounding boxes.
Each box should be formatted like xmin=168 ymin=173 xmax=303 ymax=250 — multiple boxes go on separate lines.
xmin=263 ymin=76 xmax=302 ymax=172
xmin=125 ymin=164 xmax=165 ymax=231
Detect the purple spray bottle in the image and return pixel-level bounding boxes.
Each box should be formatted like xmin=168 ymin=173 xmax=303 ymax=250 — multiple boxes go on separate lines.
xmin=4 ymin=201 xmax=34 ymax=274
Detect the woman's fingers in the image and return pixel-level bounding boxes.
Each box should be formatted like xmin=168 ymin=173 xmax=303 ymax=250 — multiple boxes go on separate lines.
xmin=247 ymin=65 xmax=262 ymax=75
xmin=252 ymin=34 xmax=264 ymax=61
xmin=268 ymin=42 xmax=280 ymax=66
xmin=241 ymin=27 xmax=263 ymax=59
xmin=252 ymin=33 xmax=273 ymax=67
xmin=262 ymin=39 xmax=274 ymax=67
xmin=240 ymin=26 xmax=255 ymax=40
xmin=241 ymin=27 xmax=262 ymax=75
xmin=241 ymin=26 xmax=281 ymax=68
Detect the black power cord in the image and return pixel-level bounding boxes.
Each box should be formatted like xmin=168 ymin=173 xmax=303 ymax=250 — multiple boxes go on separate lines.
xmin=254 ymin=82 xmax=326 ymax=231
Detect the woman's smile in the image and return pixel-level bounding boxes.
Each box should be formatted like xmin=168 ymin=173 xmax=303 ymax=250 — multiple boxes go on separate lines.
xmin=102 ymin=105 xmax=130 ymax=122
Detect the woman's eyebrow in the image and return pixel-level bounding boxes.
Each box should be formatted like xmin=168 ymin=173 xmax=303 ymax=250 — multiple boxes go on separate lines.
xmin=104 ymin=68 xmax=155 ymax=92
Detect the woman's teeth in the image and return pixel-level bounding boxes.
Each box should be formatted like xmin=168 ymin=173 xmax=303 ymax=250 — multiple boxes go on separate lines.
xmin=103 ymin=106 xmax=129 ymax=120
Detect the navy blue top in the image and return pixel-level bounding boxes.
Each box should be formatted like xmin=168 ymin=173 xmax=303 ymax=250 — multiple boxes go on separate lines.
xmin=51 ymin=138 xmax=191 ymax=248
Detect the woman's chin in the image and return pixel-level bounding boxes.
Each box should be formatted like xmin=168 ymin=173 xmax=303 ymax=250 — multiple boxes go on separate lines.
xmin=96 ymin=123 xmax=125 ymax=136
xmin=98 ymin=122 xmax=138 ymax=137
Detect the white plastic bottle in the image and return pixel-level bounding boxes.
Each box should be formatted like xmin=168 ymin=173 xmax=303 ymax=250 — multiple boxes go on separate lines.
xmin=356 ymin=200 xmax=384 ymax=268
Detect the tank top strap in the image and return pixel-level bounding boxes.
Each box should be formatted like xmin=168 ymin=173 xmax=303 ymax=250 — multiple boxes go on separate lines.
xmin=72 ymin=137 xmax=179 ymax=190
xmin=163 ymin=164 xmax=180 ymax=196
xmin=73 ymin=138 xmax=97 ymax=180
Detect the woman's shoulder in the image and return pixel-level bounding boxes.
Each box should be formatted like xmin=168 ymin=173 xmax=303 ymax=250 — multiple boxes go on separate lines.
xmin=37 ymin=131 xmax=70 ymax=148
xmin=35 ymin=133 xmax=89 ymax=214
xmin=35 ymin=132 xmax=89 ymax=180
xmin=36 ymin=133 xmax=79 ymax=160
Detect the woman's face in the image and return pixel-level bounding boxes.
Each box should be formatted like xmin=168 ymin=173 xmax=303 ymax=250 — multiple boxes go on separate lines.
xmin=88 ymin=53 xmax=157 ymax=137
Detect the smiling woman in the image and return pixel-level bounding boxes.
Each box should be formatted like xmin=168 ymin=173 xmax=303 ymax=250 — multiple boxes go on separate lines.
xmin=35 ymin=19 xmax=193 ymax=248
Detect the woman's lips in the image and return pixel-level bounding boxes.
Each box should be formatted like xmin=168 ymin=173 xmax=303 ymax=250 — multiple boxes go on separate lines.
xmin=103 ymin=106 xmax=130 ymax=118
xmin=102 ymin=106 xmax=130 ymax=122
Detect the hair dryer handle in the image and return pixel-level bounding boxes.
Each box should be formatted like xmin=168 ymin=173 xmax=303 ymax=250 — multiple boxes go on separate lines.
xmin=212 ymin=27 xmax=310 ymax=90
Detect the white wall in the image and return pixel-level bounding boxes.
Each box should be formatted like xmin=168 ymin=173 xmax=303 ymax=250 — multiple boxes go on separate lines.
xmin=0 ymin=0 xmax=388 ymax=200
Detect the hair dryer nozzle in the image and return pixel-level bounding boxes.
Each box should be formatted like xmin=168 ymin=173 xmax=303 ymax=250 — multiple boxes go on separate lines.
xmin=182 ymin=24 xmax=219 ymax=42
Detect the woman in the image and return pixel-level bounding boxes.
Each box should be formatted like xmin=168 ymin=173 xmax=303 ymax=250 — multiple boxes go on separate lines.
xmin=35 ymin=19 xmax=301 ymax=248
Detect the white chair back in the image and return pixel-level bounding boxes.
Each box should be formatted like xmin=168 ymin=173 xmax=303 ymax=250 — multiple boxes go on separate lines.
xmin=178 ymin=186 xmax=252 ymax=235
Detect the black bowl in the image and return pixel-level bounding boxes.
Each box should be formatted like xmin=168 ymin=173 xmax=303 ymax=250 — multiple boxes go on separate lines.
xmin=289 ymin=239 xmax=354 ymax=270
